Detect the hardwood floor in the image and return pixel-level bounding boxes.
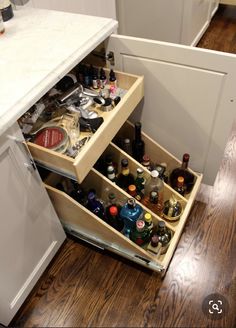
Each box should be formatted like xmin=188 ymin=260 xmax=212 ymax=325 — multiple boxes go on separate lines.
xmin=11 ymin=5 xmax=236 ymax=328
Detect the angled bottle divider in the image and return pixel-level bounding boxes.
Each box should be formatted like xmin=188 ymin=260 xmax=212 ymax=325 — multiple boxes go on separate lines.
xmin=113 ymin=120 xmax=200 ymax=201
xmin=96 ymin=142 xmax=187 ymax=231
xmin=44 ymin=169 xmax=170 ymax=273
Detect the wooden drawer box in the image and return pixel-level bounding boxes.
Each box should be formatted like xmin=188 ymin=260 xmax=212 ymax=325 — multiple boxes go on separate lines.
xmin=27 ymin=71 xmax=144 ymax=183
xmin=44 ymin=169 xmax=175 ymax=274
xmin=44 ymin=127 xmax=202 ymax=274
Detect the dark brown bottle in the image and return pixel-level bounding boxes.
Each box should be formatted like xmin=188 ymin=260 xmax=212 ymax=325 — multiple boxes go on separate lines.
xmin=117 ymin=158 xmax=135 ymax=191
xmin=169 ymin=153 xmax=195 ymax=193
xmin=132 ymin=122 xmax=145 ymax=163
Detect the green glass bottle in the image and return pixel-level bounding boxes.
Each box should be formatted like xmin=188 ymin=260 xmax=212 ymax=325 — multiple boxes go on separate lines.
xmin=130 ymin=219 xmax=150 ymax=246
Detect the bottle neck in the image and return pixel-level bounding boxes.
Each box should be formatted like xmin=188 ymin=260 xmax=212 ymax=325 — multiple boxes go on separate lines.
xmin=135 ymin=125 xmax=142 ymax=141
xmin=122 ymin=167 xmax=130 ymax=176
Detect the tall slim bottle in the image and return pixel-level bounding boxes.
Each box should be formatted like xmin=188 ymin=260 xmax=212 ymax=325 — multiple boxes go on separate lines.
xmin=132 ymin=122 xmax=145 ymax=162
xmin=169 ymin=153 xmax=195 ymax=193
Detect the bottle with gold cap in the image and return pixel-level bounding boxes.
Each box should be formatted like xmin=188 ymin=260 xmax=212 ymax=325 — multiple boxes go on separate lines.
xmin=174 ymin=176 xmax=185 ymax=196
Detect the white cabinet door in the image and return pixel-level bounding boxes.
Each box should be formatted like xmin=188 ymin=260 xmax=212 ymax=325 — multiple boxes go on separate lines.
xmin=0 ymin=123 xmax=66 ymax=326
xmin=107 ymin=35 xmax=236 ymax=185
xmin=181 ymin=0 xmax=211 ymax=45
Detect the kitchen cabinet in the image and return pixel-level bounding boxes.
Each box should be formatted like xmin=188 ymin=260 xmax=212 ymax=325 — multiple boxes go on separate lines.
xmin=1 ymin=7 xmax=236 ymax=324
xmin=116 ymin=0 xmax=215 ymax=46
xmin=0 ymin=123 xmax=66 ymax=325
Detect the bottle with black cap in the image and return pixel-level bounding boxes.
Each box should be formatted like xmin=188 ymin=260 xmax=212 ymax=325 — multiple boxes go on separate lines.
xmin=117 ymin=158 xmax=134 ymax=191
xmin=0 ymin=0 xmax=13 ymax=22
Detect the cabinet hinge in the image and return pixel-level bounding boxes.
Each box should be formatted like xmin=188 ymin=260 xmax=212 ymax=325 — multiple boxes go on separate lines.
xmin=90 ymin=49 xmax=115 ymax=66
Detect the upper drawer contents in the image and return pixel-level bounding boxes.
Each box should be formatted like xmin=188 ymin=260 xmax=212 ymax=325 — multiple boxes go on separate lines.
xmin=18 ymin=67 xmax=144 ymax=183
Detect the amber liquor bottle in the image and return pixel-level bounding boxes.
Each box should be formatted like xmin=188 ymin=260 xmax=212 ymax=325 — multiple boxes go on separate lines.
xmin=132 ymin=122 xmax=145 ymax=162
xmin=169 ymin=153 xmax=195 ymax=194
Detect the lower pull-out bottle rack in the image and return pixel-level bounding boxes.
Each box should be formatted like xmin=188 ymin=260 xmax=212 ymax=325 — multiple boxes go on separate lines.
xmin=43 ymin=120 xmax=202 ymax=276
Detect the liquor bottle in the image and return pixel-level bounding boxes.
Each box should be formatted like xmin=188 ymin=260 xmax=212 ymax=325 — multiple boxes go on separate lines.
xmin=169 ymin=153 xmax=195 ymax=193
xmin=163 ymin=195 xmax=182 ymax=221
xmin=144 ymin=212 xmax=153 ymax=233
xmin=86 ymin=190 xmax=105 ymax=220
xmin=142 ymin=170 xmax=164 ymax=216
xmin=132 ymin=122 xmax=145 ymax=163
xmin=174 ymin=176 xmax=185 ymax=196
xmin=130 ymin=220 xmax=150 ymax=246
xmin=142 ymin=154 xmax=152 ymax=171
xmin=99 ymin=68 xmax=107 ymax=88
xmin=69 ymin=180 xmax=86 ymax=205
xmin=104 ymin=153 xmax=117 ymax=175
xmin=135 ymin=167 xmax=146 ymax=200
xmin=120 ymin=198 xmax=143 ymax=238
xmin=107 ymin=165 xmax=116 ymax=183
xmin=122 ymin=138 xmax=132 ymax=156
xmin=155 ymin=163 xmax=166 ymax=181
xmin=117 ymin=158 xmax=135 ymax=191
xmin=128 ymin=184 xmax=137 ymax=198
xmin=105 ymin=192 xmax=121 ymax=213
xmin=147 ymin=235 xmax=162 ymax=256
xmin=92 ymin=67 xmax=99 ymax=89
xmin=155 ymin=221 xmax=172 ymax=254
xmin=107 ymin=206 xmax=124 ymax=232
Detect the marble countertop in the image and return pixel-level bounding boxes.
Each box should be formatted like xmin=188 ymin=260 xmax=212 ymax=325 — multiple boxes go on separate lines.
xmin=0 ymin=7 xmax=117 ymax=135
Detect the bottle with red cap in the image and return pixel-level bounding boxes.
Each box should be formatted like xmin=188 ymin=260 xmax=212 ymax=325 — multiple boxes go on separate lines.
xmin=107 ymin=205 xmax=124 ymax=232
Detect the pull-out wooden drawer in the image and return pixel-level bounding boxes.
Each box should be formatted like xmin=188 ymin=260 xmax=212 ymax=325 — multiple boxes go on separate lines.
xmin=27 ymin=70 xmax=144 ymax=183
xmin=44 ymin=169 xmax=175 ymax=274
xmin=44 ymin=127 xmax=202 ymax=274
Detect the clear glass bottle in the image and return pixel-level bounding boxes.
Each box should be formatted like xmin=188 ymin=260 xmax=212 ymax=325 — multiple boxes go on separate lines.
xmin=169 ymin=153 xmax=195 ymax=193
xmin=130 ymin=219 xmax=150 ymax=246
xmin=141 ymin=170 xmax=164 ymax=216
xmin=117 ymin=158 xmax=135 ymax=191
xmin=132 ymin=122 xmax=145 ymax=163
xmin=120 ymin=198 xmax=143 ymax=238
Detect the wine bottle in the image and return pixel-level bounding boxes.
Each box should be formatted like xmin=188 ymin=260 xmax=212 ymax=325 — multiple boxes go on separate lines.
xmin=117 ymin=158 xmax=135 ymax=191
xmin=132 ymin=122 xmax=145 ymax=162
xmin=169 ymin=153 xmax=195 ymax=193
